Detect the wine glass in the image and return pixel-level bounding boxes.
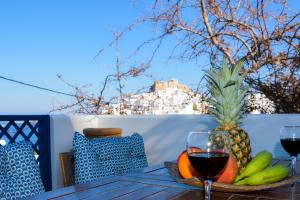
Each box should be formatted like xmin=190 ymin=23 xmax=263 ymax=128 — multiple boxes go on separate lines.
xmin=187 ymin=131 xmax=229 ymax=200
xmin=280 ymin=126 xmax=300 ymax=176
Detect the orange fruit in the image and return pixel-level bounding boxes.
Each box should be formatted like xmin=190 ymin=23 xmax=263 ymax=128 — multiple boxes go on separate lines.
xmin=177 ymin=148 xmax=201 ymax=179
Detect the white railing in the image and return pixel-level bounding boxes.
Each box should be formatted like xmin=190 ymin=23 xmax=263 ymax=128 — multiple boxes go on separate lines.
xmin=50 ymin=114 xmax=300 ymax=189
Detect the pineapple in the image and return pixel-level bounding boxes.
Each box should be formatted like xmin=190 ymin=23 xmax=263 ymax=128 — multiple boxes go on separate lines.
xmin=205 ymin=59 xmax=251 ymax=174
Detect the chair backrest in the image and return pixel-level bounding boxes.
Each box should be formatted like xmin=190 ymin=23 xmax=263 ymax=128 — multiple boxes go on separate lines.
xmin=59 ymin=152 xmax=75 ymax=187
xmin=83 ymin=128 xmax=122 ymax=138
xmin=0 ymin=115 xmax=52 ymax=191
xmin=59 ymin=128 xmax=122 ymax=187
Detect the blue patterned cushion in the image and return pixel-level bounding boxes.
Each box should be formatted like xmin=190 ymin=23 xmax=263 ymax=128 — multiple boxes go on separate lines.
xmin=0 ymin=146 xmax=6 ymax=199
xmin=72 ymin=133 xmax=105 ymax=184
xmin=73 ymin=132 xmax=148 ymax=184
xmin=125 ymin=133 xmax=148 ymax=169
xmin=0 ymin=141 xmax=45 ymax=200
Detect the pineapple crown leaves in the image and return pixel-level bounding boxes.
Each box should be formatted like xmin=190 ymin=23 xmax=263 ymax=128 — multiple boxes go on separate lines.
xmin=204 ymin=58 xmax=248 ymax=127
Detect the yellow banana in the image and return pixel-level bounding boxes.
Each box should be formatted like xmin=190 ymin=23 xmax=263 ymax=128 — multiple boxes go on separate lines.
xmin=235 ymin=150 xmax=272 ymax=182
xmin=235 ymin=164 xmax=289 ymax=186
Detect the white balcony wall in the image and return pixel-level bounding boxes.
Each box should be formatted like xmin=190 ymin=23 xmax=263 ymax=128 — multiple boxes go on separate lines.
xmin=50 ymin=114 xmax=300 ymax=189
xmin=50 ymin=115 xmax=99 ymax=189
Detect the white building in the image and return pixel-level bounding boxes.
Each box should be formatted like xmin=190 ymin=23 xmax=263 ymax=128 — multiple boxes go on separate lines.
xmin=246 ymin=93 xmax=275 ymax=114
xmin=106 ymin=80 xmax=275 ymax=115
xmin=109 ymin=80 xmax=209 ymax=115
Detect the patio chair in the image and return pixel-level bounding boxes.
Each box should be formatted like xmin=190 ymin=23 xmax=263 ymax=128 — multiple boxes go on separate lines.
xmin=0 ymin=141 xmax=45 ymax=199
xmin=59 ymin=128 xmax=122 ymax=187
xmin=73 ymin=132 xmax=148 ymax=184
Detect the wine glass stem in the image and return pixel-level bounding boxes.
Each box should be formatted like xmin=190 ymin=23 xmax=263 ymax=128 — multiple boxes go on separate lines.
xmin=291 ymin=156 xmax=297 ymax=176
xmin=204 ymin=179 xmax=212 ymax=200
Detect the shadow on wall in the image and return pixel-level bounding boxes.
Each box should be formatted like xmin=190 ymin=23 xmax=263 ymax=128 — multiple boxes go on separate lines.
xmin=139 ymin=115 xmax=217 ymax=166
xmin=241 ymin=114 xmax=300 ymax=159
xmin=51 ymin=115 xmax=75 ymax=189
xmin=273 ymin=142 xmax=290 ymax=159
xmin=139 ymin=114 xmax=299 ymax=164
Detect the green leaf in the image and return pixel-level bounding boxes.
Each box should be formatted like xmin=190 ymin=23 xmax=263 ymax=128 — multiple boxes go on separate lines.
xmin=223 ymin=80 xmax=236 ymax=88
xmin=205 ymin=56 xmax=249 ymax=126
xmin=204 ymin=75 xmax=223 ymax=95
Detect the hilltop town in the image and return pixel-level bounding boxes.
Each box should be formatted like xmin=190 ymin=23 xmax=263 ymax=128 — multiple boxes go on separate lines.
xmin=102 ymin=79 xmax=275 ymax=115
xmin=108 ymin=79 xmax=209 ymax=115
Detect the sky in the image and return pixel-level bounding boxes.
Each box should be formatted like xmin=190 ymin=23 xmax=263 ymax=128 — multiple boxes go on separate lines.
xmin=0 ymin=0 xmax=205 ymax=114
xmin=1 ymin=1 xmax=298 ymax=115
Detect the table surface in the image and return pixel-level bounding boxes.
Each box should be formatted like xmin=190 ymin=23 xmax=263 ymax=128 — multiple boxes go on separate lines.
xmin=28 ymin=159 xmax=300 ymax=200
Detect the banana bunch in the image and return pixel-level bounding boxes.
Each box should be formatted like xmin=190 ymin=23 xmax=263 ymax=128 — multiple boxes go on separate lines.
xmin=235 ymin=151 xmax=289 ymax=186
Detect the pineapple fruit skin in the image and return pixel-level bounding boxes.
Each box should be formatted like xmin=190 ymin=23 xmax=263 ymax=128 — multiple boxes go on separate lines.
xmin=228 ymin=127 xmax=251 ymax=174
xmin=210 ymin=127 xmax=251 ymax=174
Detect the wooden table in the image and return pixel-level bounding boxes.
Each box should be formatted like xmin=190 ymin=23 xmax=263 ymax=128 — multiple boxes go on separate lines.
xmin=28 ymin=160 xmax=300 ymax=200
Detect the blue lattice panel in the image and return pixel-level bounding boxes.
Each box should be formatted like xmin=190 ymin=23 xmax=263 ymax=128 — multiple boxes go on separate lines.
xmin=0 ymin=115 xmax=52 ymax=191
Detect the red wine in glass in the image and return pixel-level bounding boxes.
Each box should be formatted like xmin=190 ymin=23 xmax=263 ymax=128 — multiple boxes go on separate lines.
xmin=280 ymin=138 xmax=300 ymax=157
xmin=280 ymin=126 xmax=300 ymax=176
xmin=188 ymin=152 xmax=229 ymax=181
xmin=187 ymin=131 xmax=229 ymax=200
